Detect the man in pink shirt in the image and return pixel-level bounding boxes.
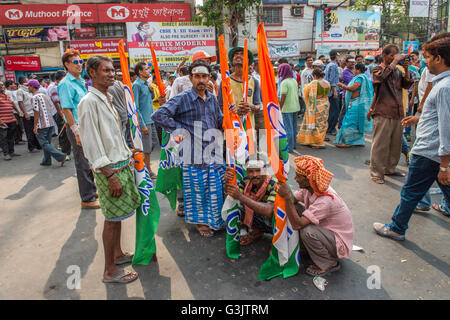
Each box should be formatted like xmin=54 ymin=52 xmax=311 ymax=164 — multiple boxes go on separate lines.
xmin=275 ymin=155 xmax=354 ymax=277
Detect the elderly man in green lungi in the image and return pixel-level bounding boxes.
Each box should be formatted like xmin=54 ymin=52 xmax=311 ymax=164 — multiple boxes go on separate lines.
xmin=78 ymin=55 xmax=140 ymax=284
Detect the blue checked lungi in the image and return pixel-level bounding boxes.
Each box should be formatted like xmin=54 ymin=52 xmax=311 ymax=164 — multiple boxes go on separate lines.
xmin=182 ymin=164 xmax=226 ymax=230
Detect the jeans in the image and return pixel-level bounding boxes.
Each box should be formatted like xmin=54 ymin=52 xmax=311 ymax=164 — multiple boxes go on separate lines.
xmin=282 ymin=112 xmax=298 ymax=152
xmin=327 ymin=96 xmax=340 ymax=134
xmin=401 ymin=135 xmax=410 ymax=155
xmin=23 ymin=116 xmax=41 ymax=151
xmin=404 ymin=107 xmax=412 ymax=138
xmin=0 ymin=122 xmax=17 ymax=156
xmin=36 ymin=127 xmax=66 ymax=165
xmin=337 ymin=94 xmax=347 ymax=129
xmin=388 ymin=154 xmax=450 ymax=235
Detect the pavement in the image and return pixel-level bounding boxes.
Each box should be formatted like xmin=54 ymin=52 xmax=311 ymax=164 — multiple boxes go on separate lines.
xmin=0 ymin=134 xmax=449 ymax=300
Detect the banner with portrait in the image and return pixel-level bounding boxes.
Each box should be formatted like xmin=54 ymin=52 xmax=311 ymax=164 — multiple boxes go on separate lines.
xmin=4 ymin=26 xmax=70 ymax=43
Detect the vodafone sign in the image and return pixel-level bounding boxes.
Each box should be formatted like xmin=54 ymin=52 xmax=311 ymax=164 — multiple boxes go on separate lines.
xmin=4 ymin=56 xmax=41 ymax=71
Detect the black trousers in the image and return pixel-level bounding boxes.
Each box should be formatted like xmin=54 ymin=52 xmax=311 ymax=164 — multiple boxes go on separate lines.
xmin=23 ymin=116 xmax=41 ymax=151
xmin=0 ymin=122 xmax=17 ymax=156
xmin=13 ymin=114 xmax=24 ymax=143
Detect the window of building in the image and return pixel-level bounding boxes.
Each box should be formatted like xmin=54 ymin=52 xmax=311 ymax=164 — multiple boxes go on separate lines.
xmin=95 ymin=23 xmax=125 ymax=38
xmin=261 ymin=7 xmax=283 ymax=26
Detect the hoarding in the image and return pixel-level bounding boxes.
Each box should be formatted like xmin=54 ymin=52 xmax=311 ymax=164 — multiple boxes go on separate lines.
xmin=70 ymin=39 xmax=128 ymax=59
xmin=409 ymin=0 xmax=429 ymax=18
xmin=126 ymin=22 xmax=215 ymax=67
xmin=4 ymin=26 xmax=70 ymax=43
xmin=4 ymin=56 xmax=41 ymax=71
xmin=268 ymin=42 xmax=300 ymax=58
xmin=315 ymin=10 xmax=381 ymax=50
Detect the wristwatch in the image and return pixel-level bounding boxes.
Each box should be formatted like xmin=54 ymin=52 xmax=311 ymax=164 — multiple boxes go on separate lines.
xmin=440 ymin=167 xmax=449 ymax=172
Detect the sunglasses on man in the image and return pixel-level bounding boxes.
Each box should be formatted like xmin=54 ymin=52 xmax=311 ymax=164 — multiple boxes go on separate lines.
xmin=71 ymin=59 xmax=83 ymax=65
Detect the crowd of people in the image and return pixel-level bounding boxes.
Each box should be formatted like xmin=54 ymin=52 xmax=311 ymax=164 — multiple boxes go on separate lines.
xmin=0 ymin=33 xmax=448 ymax=284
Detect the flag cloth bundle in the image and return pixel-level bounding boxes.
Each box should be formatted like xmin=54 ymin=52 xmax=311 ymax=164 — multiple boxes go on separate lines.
xmin=242 ymin=38 xmax=255 ymax=155
xmin=119 ymin=39 xmax=161 ymax=265
xmin=219 ymin=34 xmax=248 ymax=259
xmin=149 ymin=41 xmax=167 ymax=96
xmin=256 ymin=23 xmax=300 ymax=280
xmin=155 ymin=129 xmax=183 ymax=210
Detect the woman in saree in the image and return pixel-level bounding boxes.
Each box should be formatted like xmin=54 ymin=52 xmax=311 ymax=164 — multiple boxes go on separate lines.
xmin=297 ymin=69 xmax=331 ymax=149
xmin=334 ymin=63 xmax=374 ymax=147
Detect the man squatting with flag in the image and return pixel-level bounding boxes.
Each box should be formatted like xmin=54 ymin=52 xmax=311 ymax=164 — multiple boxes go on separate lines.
xmin=78 ymin=55 xmax=141 ymax=284
xmin=274 ymin=155 xmax=354 ymax=277
xmin=152 ymin=60 xmax=226 ymax=238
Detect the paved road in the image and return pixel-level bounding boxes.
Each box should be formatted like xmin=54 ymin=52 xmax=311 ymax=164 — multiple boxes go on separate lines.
xmin=0 ymin=135 xmax=448 ymax=300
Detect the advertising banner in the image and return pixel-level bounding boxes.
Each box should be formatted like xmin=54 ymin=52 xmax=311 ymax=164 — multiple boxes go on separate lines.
xmin=126 ymin=22 xmax=215 ymax=67
xmin=4 ymin=26 xmax=70 ymax=43
xmin=4 ymin=71 xmax=16 ymax=83
xmin=403 ymin=41 xmax=419 ymax=52
xmin=268 ymin=42 xmax=300 ymax=58
xmin=97 ymin=3 xmax=191 ymax=23
xmin=266 ymin=30 xmax=287 ymax=38
xmin=315 ymin=10 xmax=381 ymax=50
xmin=409 ymin=0 xmax=429 ymax=18
xmin=70 ymin=39 xmax=128 ymax=59
xmin=75 ymin=27 xmax=96 ymax=39
xmin=4 ymin=56 xmax=41 ymax=71
xmin=0 ymin=4 xmax=98 ymax=25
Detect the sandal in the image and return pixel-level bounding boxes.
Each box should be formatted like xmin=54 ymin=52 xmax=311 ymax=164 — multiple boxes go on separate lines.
xmin=371 ymin=175 xmax=385 ymax=184
xmin=335 ymin=143 xmax=351 ymax=148
xmin=102 ymin=270 xmax=138 ymax=284
xmin=176 ymin=206 xmax=185 ymax=217
xmin=196 ymin=226 xmax=214 ymax=238
xmin=114 ymin=253 xmax=133 ymax=265
xmin=240 ymin=230 xmax=263 ymax=246
xmin=305 ymin=262 xmax=340 ymax=277
xmin=432 ymin=203 xmax=450 ymax=216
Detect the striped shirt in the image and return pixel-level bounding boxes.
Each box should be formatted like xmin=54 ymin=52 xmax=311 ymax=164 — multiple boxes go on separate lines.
xmin=0 ymin=93 xmax=17 ymax=124
xmin=33 ymin=93 xmax=55 ymax=129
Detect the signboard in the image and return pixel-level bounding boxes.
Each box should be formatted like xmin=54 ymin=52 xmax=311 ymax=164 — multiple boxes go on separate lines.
xmin=315 ymin=10 xmax=381 ymax=50
xmin=268 ymin=42 xmax=300 ymax=58
xmin=127 ymin=22 xmax=215 ymax=67
xmin=308 ymin=0 xmax=349 ymax=5
xmin=409 ymin=0 xmax=429 ymax=17
xmin=97 ymin=3 xmax=191 ymax=23
xmin=316 ymin=45 xmax=331 ymax=59
xmin=4 ymin=71 xmax=16 ymax=83
xmin=266 ymin=30 xmax=287 ymax=38
xmin=403 ymin=41 xmax=419 ymax=52
xmin=0 ymin=4 xmax=98 ymax=25
xmin=362 ymin=48 xmax=382 ymax=58
xmin=75 ymin=27 xmax=96 ymax=39
xmin=4 ymin=56 xmax=41 ymax=71
xmin=4 ymin=26 xmax=70 ymax=43
xmin=70 ymin=39 xmax=128 ymax=59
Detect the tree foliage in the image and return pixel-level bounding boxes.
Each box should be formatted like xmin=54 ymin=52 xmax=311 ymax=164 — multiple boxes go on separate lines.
xmin=196 ymin=0 xmax=262 ymax=47
xmin=350 ymin=0 xmax=430 ymax=48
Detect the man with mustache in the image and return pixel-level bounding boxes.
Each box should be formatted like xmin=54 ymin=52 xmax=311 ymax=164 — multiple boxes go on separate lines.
xmin=224 ymin=156 xmax=279 ymax=245
xmin=152 ymin=60 xmax=225 ymax=238
xmin=78 ymin=55 xmax=141 ymax=284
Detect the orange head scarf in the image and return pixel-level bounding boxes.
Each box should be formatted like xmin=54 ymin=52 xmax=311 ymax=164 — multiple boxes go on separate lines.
xmin=294 ymin=155 xmax=334 ymax=198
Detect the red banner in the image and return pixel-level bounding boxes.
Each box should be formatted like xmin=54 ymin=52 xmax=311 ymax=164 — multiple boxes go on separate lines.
xmin=75 ymin=27 xmax=96 ymax=39
xmin=4 ymin=56 xmax=41 ymax=71
xmin=127 ymin=40 xmax=215 ymax=54
xmin=97 ymin=3 xmax=191 ymax=23
xmin=4 ymin=71 xmax=16 ymax=83
xmin=0 ymin=4 xmax=98 ymax=25
xmin=70 ymin=39 xmax=128 ymax=59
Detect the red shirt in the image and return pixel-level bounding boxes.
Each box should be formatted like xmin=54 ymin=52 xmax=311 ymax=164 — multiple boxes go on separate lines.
xmin=0 ymin=93 xmax=17 ymax=124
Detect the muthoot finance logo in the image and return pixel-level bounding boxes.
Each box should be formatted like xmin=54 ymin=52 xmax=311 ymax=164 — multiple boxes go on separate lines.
xmin=107 ymin=6 xmax=129 ymax=20
xmin=5 ymin=9 xmax=23 ymax=20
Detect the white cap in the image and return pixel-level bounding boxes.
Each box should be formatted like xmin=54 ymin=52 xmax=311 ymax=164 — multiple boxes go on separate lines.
xmin=312 ymin=60 xmax=325 ymax=67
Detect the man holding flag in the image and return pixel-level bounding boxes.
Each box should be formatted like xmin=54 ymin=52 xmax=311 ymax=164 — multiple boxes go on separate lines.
xmin=152 ymin=60 xmax=225 ymax=237
xmin=78 ymin=55 xmax=140 ymax=284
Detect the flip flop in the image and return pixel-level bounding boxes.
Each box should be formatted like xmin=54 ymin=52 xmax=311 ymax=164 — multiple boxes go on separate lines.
xmin=197 ymin=227 xmax=214 ymax=238
xmin=102 ymin=270 xmax=138 ymax=284
xmin=305 ymin=262 xmax=340 ymax=277
xmin=114 ymin=253 xmax=133 ymax=265
xmin=371 ymin=176 xmax=385 ymax=184
xmin=432 ymin=203 xmax=450 ymax=216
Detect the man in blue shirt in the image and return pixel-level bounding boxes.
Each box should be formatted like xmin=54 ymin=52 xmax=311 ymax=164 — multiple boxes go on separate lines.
xmin=152 ymin=60 xmax=225 ymax=238
xmin=325 ymin=50 xmax=340 ymax=135
xmin=58 ymin=48 xmax=99 ymax=209
xmin=373 ymin=36 xmax=450 ymax=240
xmin=132 ymin=61 xmax=157 ymax=179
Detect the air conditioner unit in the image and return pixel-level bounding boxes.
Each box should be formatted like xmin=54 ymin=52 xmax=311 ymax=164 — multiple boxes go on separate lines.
xmin=291 ymin=6 xmax=304 ymax=17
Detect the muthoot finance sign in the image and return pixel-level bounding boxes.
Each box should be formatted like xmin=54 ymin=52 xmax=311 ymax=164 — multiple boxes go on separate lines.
xmin=0 ymin=4 xmax=98 ymax=25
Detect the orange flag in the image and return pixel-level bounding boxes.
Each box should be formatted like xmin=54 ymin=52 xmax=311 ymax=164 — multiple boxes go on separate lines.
xmin=149 ymin=42 xmax=167 ymax=97
xmin=242 ymin=38 xmax=255 ymax=155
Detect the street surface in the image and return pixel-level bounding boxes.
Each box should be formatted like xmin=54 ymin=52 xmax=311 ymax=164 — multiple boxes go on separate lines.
xmin=0 ymin=134 xmax=449 ymax=300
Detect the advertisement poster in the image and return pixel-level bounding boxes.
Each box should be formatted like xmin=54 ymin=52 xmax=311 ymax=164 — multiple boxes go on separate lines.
xmin=70 ymin=39 xmax=128 ymax=59
xmin=315 ymin=10 xmax=381 ymax=50
xmin=126 ymin=22 xmax=215 ymax=67
xmin=4 ymin=56 xmax=41 ymax=71
xmin=403 ymin=41 xmax=419 ymax=52
xmin=4 ymin=26 xmax=70 ymax=43
xmin=409 ymin=0 xmax=429 ymax=18
xmin=268 ymin=42 xmax=300 ymax=58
